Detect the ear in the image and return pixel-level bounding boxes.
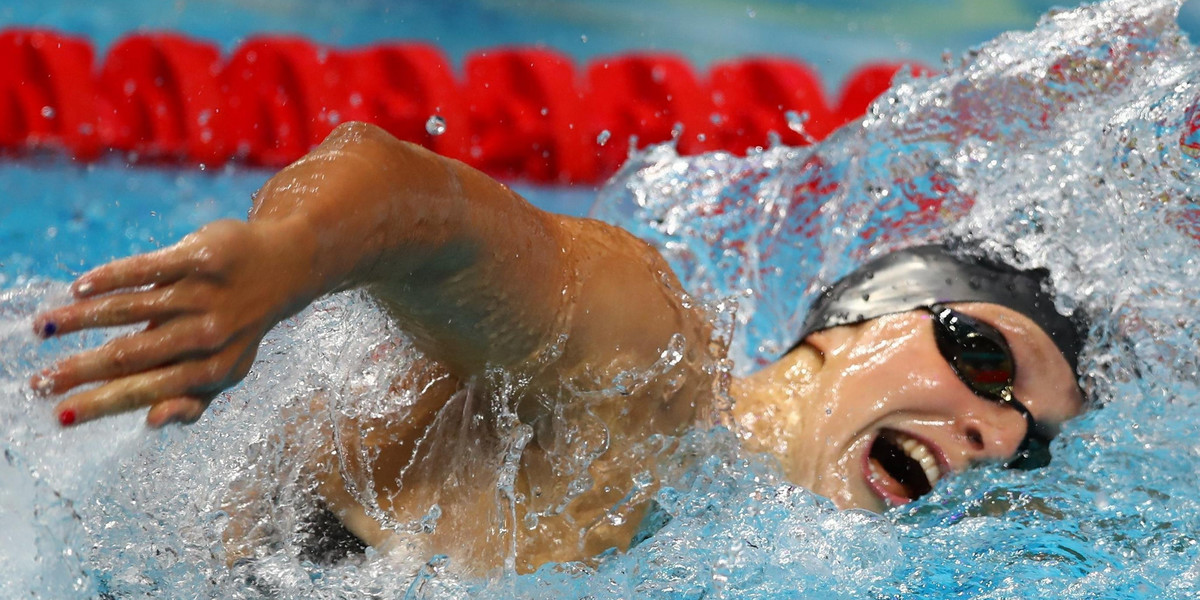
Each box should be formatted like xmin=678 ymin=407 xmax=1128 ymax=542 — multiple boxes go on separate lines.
xmin=799 ymin=323 xmax=861 ymax=357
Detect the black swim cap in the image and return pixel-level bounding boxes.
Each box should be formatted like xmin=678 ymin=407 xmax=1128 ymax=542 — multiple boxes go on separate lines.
xmin=796 ymin=244 xmax=1085 ymax=373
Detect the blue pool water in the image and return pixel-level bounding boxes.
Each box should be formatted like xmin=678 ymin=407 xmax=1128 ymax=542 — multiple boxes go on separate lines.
xmin=4 ymin=0 xmax=1200 ymax=598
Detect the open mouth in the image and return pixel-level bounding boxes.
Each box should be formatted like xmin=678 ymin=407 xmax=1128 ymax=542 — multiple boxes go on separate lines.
xmin=866 ymin=428 xmax=946 ymax=506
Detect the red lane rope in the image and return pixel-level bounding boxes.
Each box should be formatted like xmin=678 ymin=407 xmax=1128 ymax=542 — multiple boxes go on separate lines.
xmin=0 ymin=28 xmax=929 ymax=183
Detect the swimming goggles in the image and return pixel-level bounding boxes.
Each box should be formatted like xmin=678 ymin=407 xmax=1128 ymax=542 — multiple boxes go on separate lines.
xmin=928 ymin=304 xmax=1056 ymax=470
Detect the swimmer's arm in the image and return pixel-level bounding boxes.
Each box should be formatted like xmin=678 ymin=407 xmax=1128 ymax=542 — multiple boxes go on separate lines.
xmin=32 ymin=121 xmax=706 ymax=426
xmin=241 ymin=123 xmax=706 ymax=382
xmin=256 ymin=124 xmax=712 ymax=399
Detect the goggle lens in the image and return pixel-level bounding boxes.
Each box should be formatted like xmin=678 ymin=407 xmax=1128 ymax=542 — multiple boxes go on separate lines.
xmin=928 ymin=304 xmax=1053 ymax=470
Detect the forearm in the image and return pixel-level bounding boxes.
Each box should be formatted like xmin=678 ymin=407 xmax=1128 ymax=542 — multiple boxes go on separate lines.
xmin=247 ymin=122 xmax=567 ymax=373
xmin=244 ymin=123 xmax=459 ymax=296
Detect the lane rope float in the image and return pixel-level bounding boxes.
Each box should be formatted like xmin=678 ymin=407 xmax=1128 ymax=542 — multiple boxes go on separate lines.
xmin=0 ymin=28 xmax=930 ymax=183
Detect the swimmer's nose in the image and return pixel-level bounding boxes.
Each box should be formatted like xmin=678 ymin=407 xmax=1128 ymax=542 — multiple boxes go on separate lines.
xmin=953 ymin=410 xmax=1027 ymax=466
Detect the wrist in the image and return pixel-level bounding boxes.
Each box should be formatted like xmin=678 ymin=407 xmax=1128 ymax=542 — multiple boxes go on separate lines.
xmin=249 ymin=216 xmax=333 ymax=317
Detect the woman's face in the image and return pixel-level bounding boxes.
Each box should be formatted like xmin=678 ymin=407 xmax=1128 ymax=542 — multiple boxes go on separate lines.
xmin=739 ymin=302 xmax=1084 ymax=513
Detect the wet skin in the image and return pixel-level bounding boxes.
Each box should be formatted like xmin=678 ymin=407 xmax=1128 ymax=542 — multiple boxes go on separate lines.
xmin=731 ymin=303 xmax=1084 ymax=513
xmin=28 ymin=122 xmax=1083 ymax=570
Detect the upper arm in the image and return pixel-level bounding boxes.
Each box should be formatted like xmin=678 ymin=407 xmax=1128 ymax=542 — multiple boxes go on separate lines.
xmin=549 ymin=217 xmax=713 ymax=388
xmin=368 ymin=185 xmax=711 ymax=393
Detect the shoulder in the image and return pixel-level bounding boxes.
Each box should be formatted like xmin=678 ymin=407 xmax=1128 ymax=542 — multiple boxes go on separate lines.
xmin=545 ymin=215 xmax=712 ymax=385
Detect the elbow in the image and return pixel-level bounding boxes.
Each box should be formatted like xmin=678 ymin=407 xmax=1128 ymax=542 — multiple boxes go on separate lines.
xmin=320 ymin=121 xmax=436 ymax=170
xmin=326 ymin=121 xmax=393 ymax=146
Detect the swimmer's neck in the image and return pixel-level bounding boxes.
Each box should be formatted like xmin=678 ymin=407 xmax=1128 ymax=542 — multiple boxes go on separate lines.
xmin=729 ymin=342 xmax=825 ymax=485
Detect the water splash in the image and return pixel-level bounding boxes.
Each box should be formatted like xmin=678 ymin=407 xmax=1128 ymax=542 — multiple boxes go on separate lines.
xmin=586 ymin=0 xmax=1200 ymax=597
xmin=2 ymin=0 xmax=1200 ymax=598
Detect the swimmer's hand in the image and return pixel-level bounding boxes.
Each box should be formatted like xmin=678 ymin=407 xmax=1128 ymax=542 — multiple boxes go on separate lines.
xmin=30 ymin=218 xmax=318 ymax=427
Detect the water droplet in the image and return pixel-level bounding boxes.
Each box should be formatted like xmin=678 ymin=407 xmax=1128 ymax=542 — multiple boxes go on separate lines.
xmin=613 ymin=371 xmax=636 ymax=395
xmin=40 ymin=106 xmax=55 ymax=119
xmin=785 ymin=110 xmax=808 ymax=134
xmin=596 ymin=130 xmax=611 ymax=146
xmin=580 ymin=34 xmax=589 ymax=43
xmin=425 ymin=115 xmax=447 ymax=136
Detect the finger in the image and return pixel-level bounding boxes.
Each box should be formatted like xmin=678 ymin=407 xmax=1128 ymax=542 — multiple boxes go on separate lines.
xmin=145 ymin=396 xmax=212 ymax=428
xmin=71 ymin=243 xmax=196 ymax=298
xmin=53 ymin=362 xmax=213 ymax=426
xmin=32 ymin=321 xmax=198 ymax=395
xmin=33 ymin=287 xmax=189 ymax=339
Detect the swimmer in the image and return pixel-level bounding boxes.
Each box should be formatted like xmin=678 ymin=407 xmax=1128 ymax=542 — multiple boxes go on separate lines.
xmin=28 ymin=122 xmax=1086 ymax=572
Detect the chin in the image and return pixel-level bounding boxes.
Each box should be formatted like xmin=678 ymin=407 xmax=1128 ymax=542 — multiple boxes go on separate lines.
xmin=809 ymin=460 xmax=888 ymax=514
xmin=826 ymin=482 xmax=889 ymax=513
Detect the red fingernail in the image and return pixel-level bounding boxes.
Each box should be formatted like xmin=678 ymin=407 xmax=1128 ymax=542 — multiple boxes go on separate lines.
xmin=58 ymin=409 xmax=76 ymax=427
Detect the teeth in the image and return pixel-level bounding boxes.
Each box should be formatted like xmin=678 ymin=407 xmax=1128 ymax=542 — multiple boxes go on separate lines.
xmin=898 ymin=433 xmax=943 ymax=487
